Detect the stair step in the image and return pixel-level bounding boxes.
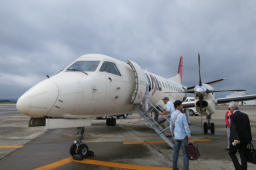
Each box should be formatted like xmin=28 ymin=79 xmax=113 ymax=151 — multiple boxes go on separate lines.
xmin=137 ymin=104 xmax=174 ymax=149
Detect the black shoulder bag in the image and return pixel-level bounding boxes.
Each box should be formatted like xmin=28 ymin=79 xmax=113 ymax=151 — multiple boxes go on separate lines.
xmin=246 ymin=142 xmax=256 ymax=164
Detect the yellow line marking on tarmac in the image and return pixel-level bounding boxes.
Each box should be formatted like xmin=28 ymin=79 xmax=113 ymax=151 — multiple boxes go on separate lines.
xmin=35 ymin=157 xmax=198 ymax=170
xmin=74 ymin=159 xmax=173 ymax=170
xmin=123 ymin=139 xmax=211 ymax=145
xmin=34 ymin=157 xmax=73 ymax=170
xmin=123 ymin=141 xmax=166 ymax=145
xmin=192 ymin=139 xmax=211 ymax=142
xmin=0 ymin=145 xmax=23 ymax=149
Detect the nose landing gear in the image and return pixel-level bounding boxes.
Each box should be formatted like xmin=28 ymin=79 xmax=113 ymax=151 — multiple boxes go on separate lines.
xmin=106 ymin=117 xmax=116 ymax=126
xmin=203 ymin=115 xmax=215 ymax=135
xmin=70 ymin=127 xmax=94 ymax=160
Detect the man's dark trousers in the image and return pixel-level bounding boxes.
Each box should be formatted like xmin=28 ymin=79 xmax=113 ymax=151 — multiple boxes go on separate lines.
xmin=229 ymin=111 xmax=251 ymax=170
xmin=229 ymin=143 xmax=247 ymax=170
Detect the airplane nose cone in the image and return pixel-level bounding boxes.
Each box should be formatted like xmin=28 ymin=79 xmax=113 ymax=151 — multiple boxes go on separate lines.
xmin=16 ymin=94 xmax=30 ymax=114
xmin=16 ymin=80 xmax=59 ymax=117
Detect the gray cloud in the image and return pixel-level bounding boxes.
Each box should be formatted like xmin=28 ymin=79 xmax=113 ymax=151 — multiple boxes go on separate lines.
xmin=0 ymin=0 xmax=256 ymax=99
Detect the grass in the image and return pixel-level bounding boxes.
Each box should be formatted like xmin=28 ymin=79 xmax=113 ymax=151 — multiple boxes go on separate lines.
xmin=0 ymin=102 xmax=16 ymax=104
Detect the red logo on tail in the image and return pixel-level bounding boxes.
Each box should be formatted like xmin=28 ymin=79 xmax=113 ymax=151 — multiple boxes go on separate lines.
xmin=178 ymin=56 xmax=183 ymax=82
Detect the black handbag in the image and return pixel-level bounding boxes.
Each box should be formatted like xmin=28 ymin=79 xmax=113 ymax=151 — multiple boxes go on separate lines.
xmin=246 ymin=142 xmax=256 ymax=164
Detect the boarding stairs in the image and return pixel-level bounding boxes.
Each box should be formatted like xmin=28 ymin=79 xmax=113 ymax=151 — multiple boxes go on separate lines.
xmin=127 ymin=59 xmax=174 ymax=148
xmin=137 ymin=102 xmax=174 ymax=148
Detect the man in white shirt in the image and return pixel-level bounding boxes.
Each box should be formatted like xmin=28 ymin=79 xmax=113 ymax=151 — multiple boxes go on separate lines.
xmin=159 ymin=97 xmax=175 ymax=123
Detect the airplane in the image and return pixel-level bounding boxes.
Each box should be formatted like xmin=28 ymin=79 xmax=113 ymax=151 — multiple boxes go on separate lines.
xmin=16 ymin=53 xmax=256 ymax=160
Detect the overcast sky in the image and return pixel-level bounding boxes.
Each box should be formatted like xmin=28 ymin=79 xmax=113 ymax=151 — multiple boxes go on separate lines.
xmin=0 ymin=0 xmax=256 ymax=99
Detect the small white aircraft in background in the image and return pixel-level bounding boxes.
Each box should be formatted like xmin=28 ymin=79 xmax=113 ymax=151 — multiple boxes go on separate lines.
xmin=173 ymin=53 xmax=256 ymax=135
xmin=16 ymin=53 xmax=256 ymax=159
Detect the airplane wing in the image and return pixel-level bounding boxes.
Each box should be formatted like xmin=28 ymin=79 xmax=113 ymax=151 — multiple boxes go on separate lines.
xmin=216 ymin=94 xmax=256 ymax=104
xmin=182 ymin=94 xmax=256 ymax=108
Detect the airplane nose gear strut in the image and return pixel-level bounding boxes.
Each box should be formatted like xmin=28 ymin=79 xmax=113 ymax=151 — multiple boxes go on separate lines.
xmin=70 ymin=127 xmax=94 ymax=160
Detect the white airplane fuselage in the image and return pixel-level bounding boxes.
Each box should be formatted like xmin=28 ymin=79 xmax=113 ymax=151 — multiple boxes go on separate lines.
xmin=17 ymin=54 xmax=186 ymax=119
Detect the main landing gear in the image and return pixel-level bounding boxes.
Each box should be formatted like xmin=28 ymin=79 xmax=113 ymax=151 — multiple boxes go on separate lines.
xmin=203 ymin=115 xmax=215 ymax=135
xmin=106 ymin=117 xmax=116 ymax=126
xmin=70 ymin=127 xmax=94 ymax=160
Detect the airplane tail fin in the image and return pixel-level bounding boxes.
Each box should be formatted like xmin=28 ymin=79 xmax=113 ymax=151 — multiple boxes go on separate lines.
xmin=178 ymin=56 xmax=183 ymax=82
xmin=168 ymin=56 xmax=183 ymax=84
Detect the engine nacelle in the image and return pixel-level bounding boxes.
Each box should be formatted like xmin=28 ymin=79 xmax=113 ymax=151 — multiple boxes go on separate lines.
xmin=195 ymin=93 xmax=216 ymax=116
xmin=196 ymin=100 xmax=208 ymax=108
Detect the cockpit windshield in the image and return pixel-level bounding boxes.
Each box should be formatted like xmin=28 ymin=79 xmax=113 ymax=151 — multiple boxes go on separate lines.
xmin=66 ymin=61 xmax=100 ymax=72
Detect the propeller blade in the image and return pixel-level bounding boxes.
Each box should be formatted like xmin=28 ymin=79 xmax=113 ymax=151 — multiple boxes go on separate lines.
xmin=198 ymin=53 xmax=202 ymax=86
xmin=165 ymin=90 xmax=195 ymax=94
xmin=186 ymin=86 xmax=195 ymax=90
xmin=187 ymin=78 xmax=226 ymax=90
xmin=207 ymin=89 xmax=246 ymax=93
xmin=205 ymin=78 xmax=226 ymax=85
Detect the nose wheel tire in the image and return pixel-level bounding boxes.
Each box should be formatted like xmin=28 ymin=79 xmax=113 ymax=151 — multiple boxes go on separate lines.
xmin=203 ymin=122 xmax=215 ymax=135
xmin=70 ymin=143 xmax=78 ymax=156
xmin=70 ymin=143 xmax=93 ymax=160
xmin=106 ymin=118 xmax=116 ymax=126
xmin=210 ymin=123 xmax=215 ymax=135
xmin=78 ymin=144 xmax=89 ymax=158
xmin=203 ymin=122 xmax=208 ymax=135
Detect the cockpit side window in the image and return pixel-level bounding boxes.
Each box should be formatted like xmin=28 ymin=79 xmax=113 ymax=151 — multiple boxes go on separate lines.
xmin=67 ymin=61 xmax=100 ymax=72
xmin=100 ymin=61 xmax=121 ymax=76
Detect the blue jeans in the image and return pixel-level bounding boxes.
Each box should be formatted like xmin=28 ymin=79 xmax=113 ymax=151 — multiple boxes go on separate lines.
xmin=173 ymin=137 xmax=189 ymax=170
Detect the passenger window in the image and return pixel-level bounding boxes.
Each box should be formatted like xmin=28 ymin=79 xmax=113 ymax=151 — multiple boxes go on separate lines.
xmin=100 ymin=61 xmax=121 ymax=76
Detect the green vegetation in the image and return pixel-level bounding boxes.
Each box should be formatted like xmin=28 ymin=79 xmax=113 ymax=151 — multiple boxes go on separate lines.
xmin=0 ymin=102 xmax=16 ymax=104
xmin=0 ymin=100 xmax=16 ymax=104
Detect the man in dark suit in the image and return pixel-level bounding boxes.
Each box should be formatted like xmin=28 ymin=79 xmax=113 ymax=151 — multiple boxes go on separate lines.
xmin=228 ymin=102 xmax=252 ymax=170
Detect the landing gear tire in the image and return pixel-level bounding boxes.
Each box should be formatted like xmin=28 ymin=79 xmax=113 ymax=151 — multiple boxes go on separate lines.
xmin=70 ymin=143 xmax=78 ymax=156
xmin=77 ymin=144 xmax=89 ymax=158
xmin=106 ymin=118 xmax=110 ymax=126
xmin=106 ymin=118 xmax=116 ymax=126
xmin=203 ymin=122 xmax=208 ymax=135
xmin=70 ymin=127 xmax=94 ymax=160
xmin=203 ymin=122 xmax=215 ymax=135
xmin=210 ymin=123 xmax=215 ymax=135
xmin=112 ymin=118 xmax=116 ymax=126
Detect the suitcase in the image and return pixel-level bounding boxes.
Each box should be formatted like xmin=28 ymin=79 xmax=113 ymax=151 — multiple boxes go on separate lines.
xmin=186 ymin=143 xmax=200 ymax=160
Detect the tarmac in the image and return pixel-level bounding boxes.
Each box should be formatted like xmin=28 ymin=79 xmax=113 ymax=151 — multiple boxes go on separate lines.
xmin=0 ymin=104 xmax=256 ymax=170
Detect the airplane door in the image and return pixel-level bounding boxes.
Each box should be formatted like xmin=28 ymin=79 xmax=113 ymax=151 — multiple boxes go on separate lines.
xmin=127 ymin=60 xmax=147 ymax=104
